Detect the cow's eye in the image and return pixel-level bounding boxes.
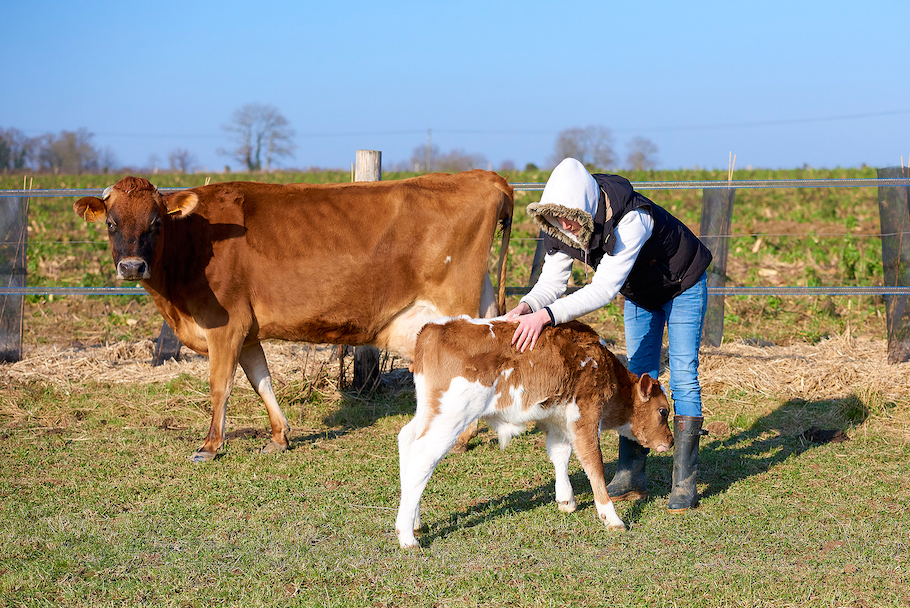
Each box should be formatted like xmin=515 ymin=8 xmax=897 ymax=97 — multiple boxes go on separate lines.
xmin=106 ymin=220 xmax=117 ymax=233
xmin=659 ymin=408 xmax=669 ymax=419
xmin=149 ymin=217 xmax=161 ymax=232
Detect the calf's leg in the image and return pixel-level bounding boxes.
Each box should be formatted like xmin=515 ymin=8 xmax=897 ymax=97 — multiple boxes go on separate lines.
xmin=572 ymin=420 xmax=626 ymax=531
xmin=541 ymin=424 xmax=576 ymax=512
xmin=238 ymin=342 xmax=290 ymax=454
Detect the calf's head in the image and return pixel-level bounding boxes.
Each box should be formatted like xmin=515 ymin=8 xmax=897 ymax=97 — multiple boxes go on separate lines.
xmin=74 ymin=176 xmax=198 ymax=281
xmin=627 ymin=374 xmax=674 ymax=453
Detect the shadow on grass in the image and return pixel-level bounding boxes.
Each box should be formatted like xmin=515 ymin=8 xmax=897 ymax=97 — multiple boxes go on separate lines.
xmin=413 ymin=394 xmax=867 ymax=546
xmin=286 ymin=367 xmax=417 ymax=446
xmin=695 ymin=393 xmax=866 ymax=504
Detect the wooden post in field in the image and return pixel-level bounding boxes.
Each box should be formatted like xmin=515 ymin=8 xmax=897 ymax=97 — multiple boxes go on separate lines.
xmin=877 ymin=166 xmax=910 ymax=363
xmin=0 ymin=196 xmax=27 ymax=362
xmin=699 ymin=187 xmax=736 ymax=347
xmin=351 ymin=150 xmax=382 ymax=391
xmin=153 ymin=322 xmax=182 ymax=366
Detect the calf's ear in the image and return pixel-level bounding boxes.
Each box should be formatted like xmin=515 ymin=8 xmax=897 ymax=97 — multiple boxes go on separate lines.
xmin=638 ymin=373 xmax=654 ymax=400
xmin=74 ymin=197 xmax=107 ymax=222
xmin=164 ymin=191 xmax=199 ymax=218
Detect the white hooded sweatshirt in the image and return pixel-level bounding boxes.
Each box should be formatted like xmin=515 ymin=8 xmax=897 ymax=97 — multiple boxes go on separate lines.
xmin=520 ymin=158 xmax=654 ymax=324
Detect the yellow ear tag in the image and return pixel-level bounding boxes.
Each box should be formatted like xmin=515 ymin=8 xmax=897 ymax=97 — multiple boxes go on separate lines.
xmin=167 ymin=208 xmax=181 ymax=215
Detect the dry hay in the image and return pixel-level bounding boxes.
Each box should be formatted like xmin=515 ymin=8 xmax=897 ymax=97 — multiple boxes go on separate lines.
xmin=1 ymin=341 xmax=389 ymax=388
xmin=2 ymin=332 xmax=908 ymax=439
xmin=699 ymin=332 xmax=909 ymax=403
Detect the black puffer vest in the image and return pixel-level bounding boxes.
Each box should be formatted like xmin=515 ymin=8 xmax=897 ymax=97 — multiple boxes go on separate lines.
xmin=542 ymin=173 xmax=712 ymax=311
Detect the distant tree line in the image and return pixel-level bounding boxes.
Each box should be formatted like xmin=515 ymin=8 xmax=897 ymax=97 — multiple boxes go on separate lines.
xmin=0 ymin=127 xmax=117 ymax=174
xmin=2 ymin=112 xmax=658 ymax=175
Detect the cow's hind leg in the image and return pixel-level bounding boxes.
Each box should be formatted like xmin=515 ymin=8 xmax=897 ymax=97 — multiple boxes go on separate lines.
xmin=239 ymin=342 xmax=291 ymax=454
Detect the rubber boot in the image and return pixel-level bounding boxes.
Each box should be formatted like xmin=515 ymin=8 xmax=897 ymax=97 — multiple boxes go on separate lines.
xmin=667 ymin=415 xmax=704 ymax=513
xmin=606 ymin=435 xmax=650 ymax=501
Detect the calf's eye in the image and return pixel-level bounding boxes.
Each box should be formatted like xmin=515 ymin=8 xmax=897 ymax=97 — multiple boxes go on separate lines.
xmin=659 ymin=408 xmax=669 ymax=418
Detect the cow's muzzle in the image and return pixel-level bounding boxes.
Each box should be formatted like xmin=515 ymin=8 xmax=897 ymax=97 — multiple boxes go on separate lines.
xmin=117 ymin=257 xmax=151 ymax=280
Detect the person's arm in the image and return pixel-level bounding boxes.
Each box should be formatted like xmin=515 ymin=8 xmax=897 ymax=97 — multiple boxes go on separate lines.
xmin=546 ymin=209 xmax=653 ymax=325
xmin=515 ymin=250 xmax=574 ymax=314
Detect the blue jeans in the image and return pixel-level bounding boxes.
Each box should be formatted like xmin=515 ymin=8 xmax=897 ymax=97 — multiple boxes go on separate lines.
xmin=623 ymin=273 xmax=707 ymax=417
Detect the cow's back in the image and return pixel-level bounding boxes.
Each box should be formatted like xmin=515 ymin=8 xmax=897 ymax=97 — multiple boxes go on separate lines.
xmin=156 ymin=173 xmax=511 ymax=353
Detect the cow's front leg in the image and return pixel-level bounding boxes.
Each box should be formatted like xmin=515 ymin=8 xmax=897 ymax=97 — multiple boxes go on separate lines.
xmin=541 ymin=423 xmax=576 ymax=513
xmin=572 ymin=420 xmax=626 ymax=531
xmin=238 ymin=342 xmax=290 ymax=454
xmin=190 ymin=331 xmax=243 ymax=462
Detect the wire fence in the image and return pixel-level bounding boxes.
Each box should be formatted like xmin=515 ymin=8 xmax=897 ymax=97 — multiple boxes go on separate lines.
xmin=2 ymin=177 xmax=910 ymax=296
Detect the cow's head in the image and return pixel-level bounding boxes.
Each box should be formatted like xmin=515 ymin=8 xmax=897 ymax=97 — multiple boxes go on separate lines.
xmin=74 ymin=176 xmax=198 ymax=281
xmin=627 ymin=374 xmax=674 ymax=453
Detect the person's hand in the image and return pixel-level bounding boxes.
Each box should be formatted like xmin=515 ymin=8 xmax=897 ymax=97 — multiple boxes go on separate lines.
xmin=508 ymin=308 xmax=551 ymax=353
xmin=503 ymin=301 xmax=532 ymax=320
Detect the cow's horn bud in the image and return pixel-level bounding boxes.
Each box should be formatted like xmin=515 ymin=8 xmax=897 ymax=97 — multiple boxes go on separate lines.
xmin=101 ymin=185 xmax=114 ymax=200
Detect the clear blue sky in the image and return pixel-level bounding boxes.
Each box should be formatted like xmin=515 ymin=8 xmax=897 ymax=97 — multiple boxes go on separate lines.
xmin=3 ymin=0 xmax=909 ymax=173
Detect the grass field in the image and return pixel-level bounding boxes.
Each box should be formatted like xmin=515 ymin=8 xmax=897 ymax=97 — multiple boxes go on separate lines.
xmin=1 ymin=168 xmax=908 ymax=607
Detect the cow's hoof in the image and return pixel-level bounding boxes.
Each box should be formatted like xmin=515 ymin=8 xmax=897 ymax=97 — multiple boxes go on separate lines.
xmin=448 ymin=441 xmax=469 ymax=455
xmin=558 ymin=499 xmax=577 ymax=513
xmin=260 ymin=440 xmax=288 ymax=454
xmin=607 ymin=523 xmax=628 ymax=532
xmin=189 ymin=450 xmax=216 ymax=463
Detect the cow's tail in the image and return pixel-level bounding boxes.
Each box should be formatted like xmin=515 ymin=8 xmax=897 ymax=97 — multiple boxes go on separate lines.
xmin=493 ymin=183 xmax=514 ymax=315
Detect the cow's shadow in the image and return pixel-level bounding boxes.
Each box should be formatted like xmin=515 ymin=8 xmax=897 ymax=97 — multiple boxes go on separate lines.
xmin=289 ymin=365 xmax=417 ymax=446
xmin=415 ymin=393 xmax=866 ymax=546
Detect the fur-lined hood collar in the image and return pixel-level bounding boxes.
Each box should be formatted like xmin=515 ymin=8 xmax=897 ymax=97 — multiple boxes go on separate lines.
xmin=526 ymin=158 xmax=599 ymax=250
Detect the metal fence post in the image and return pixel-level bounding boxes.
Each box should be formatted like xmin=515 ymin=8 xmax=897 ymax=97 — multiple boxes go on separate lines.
xmin=0 ymin=196 xmax=27 ymax=362
xmin=877 ymin=166 xmax=910 ymax=363
xmin=699 ymin=188 xmax=736 ymax=347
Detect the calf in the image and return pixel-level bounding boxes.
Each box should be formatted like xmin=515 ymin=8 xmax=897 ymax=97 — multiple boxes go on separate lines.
xmin=395 ymin=317 xmax=674 ymax=548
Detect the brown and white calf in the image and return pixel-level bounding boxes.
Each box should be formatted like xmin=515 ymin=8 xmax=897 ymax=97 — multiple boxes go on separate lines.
xmin=395 ymin=317 xmax=674 ymax=548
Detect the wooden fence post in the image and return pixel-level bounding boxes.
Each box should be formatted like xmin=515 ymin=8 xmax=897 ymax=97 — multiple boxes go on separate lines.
xmin=351 ymin=150 xmax=382 ymax=391
xmin=0 ymin=196 xmax=27 ymax=362
xmin=877 ymin=166 xmax=910 ymax=363
xmin=153 ymin=322 xmax=182 ymax=366
xmin=699 ymin=188 xmax=735 ymax=347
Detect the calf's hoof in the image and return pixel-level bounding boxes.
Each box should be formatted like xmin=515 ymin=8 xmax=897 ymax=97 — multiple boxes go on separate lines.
xmin=558 ymin=499 xmax=577 ymax=513
xmin=396 ymin=529 xmax=420 ymax=549
xmin=260 ymin=440 xmax=288 ymax=454
xmin=607 ymin=523 xmax=628 ymax=532
xmin=189 ymin=449 xmax=217 ymax=463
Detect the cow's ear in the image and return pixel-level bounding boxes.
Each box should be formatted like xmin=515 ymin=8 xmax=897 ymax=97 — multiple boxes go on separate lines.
xmin=164 ymin=191 xmax=199 ymax=218
xmin=74 ymin=197 xmax=107 ymax=222
xmin=638 ymin=373 xmax=653 ymax=400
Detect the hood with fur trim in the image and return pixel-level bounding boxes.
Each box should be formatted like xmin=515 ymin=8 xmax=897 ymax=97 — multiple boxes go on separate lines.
xmin=526 ymin=158 xmax=599 ymax=250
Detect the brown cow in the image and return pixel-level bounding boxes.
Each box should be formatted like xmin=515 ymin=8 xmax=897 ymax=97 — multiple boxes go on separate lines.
xmin=74 ymin=172 xmax=512 ymax=462
xmin=395 ymin=317 xmax=673 ymax=548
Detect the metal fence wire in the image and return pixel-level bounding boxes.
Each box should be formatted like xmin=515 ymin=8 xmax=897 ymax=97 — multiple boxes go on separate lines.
xmin=2 ymin=177 xmax=910 ymax=296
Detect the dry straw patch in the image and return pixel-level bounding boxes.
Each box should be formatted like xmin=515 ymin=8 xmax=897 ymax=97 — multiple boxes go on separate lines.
xmin=2 ymin=333 xmax=908 ymax=440
xmin=699 ymin=332 xmax=910 ymax=440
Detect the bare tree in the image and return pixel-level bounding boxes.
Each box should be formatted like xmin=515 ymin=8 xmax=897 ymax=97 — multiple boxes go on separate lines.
xmin=435 ymin=149 xmax=487 ymax=172
xmin=168 ymin=148 xmax=198 ymax=173
xmin=0 ymin=127 xmax=34 ymax=172
xmin=221 ymin=103 xmax=296 ymax=172
xmin=36 ymin=129 xmax=103 ymax=174
xmin=625 ymin=136 xmax=659 ymax=171
xmin=409 ymin=144 xmax=486 ymax=173
xmin=410 ymin=143 xmax=439 ymax=172
xmin=550 ymin=125 xmax=616 ymax=170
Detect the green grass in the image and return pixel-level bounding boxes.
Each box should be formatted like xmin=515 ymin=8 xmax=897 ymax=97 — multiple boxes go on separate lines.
xmin=2 ymin=168 xmax=908 ymax=606
xmin=1 ymin=373 xmax=908 ymax=607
